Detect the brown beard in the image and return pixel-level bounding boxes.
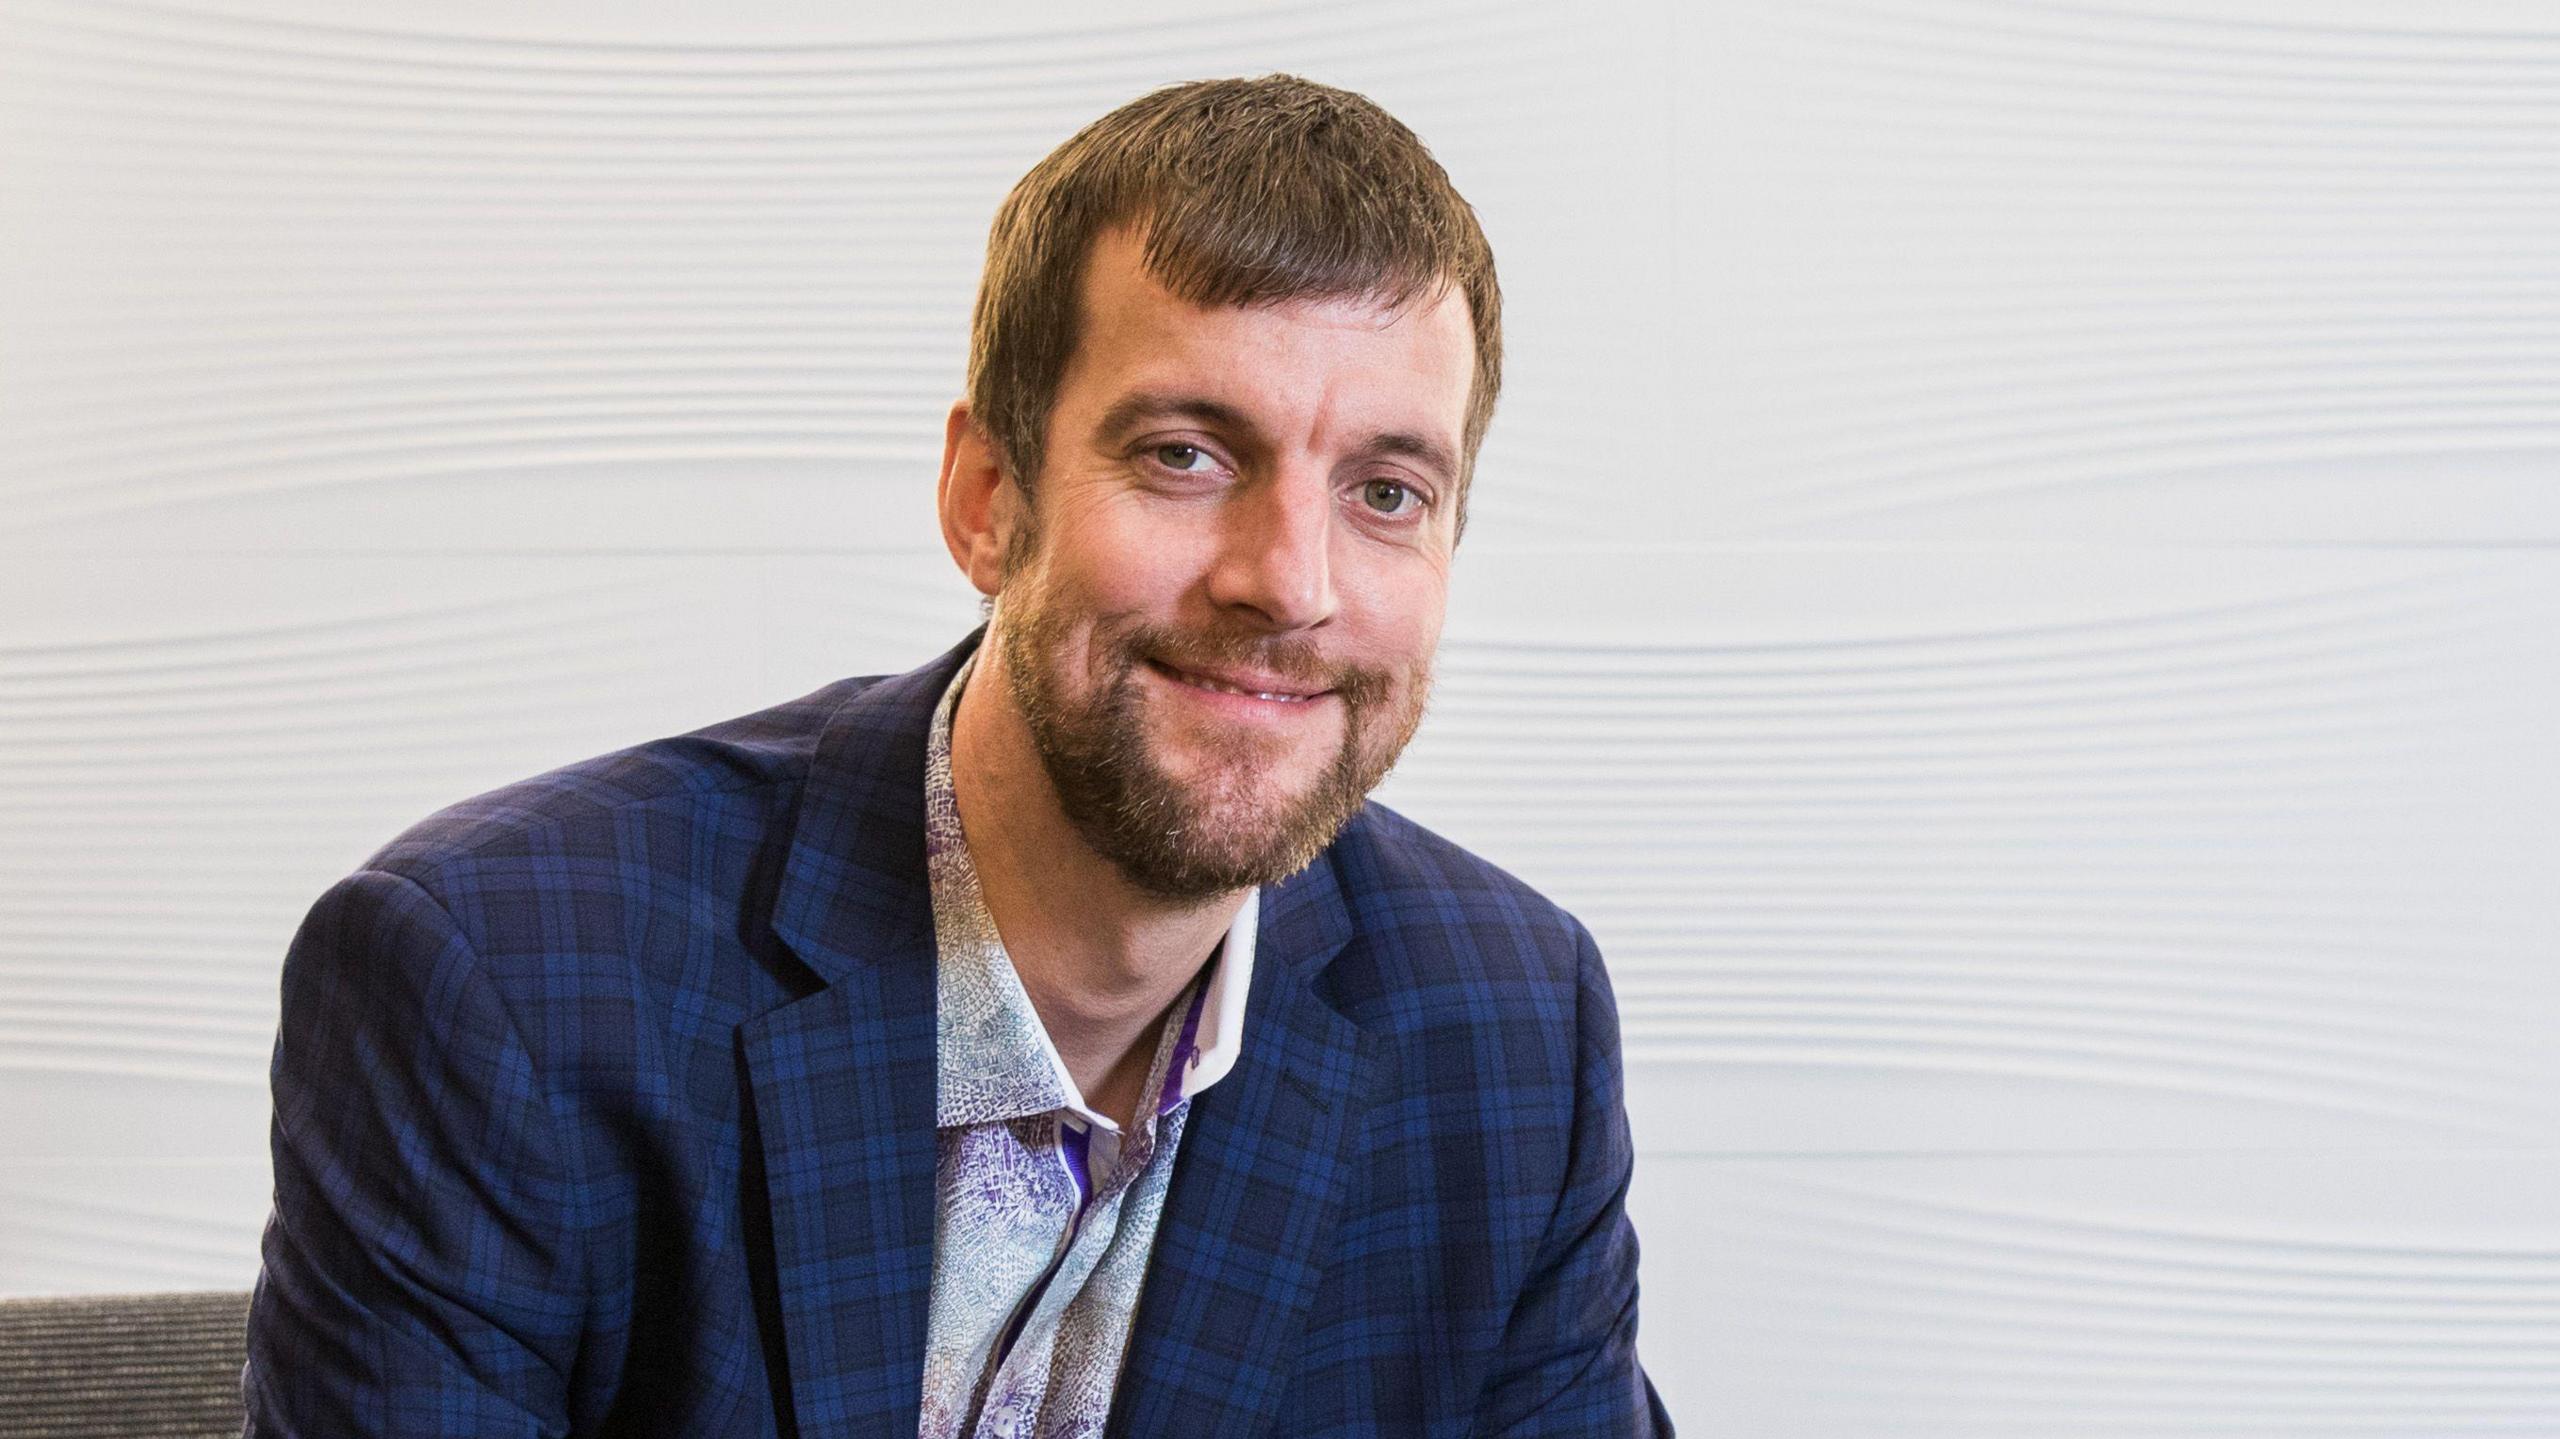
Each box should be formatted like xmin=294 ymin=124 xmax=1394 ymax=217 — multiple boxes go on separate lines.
xmin=993 ymin=588 xmax=1429 ymax=902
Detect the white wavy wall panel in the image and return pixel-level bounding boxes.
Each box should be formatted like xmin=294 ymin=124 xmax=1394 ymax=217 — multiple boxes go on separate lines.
xmin=6 ymin=0 xmax=2559 ymax=1432
xmin=1636 ymin=1154 xmax=2560 ymax=1434
xmin=1673 ymin=0 xmax=2560 ymax=543
xmin=0 ymin=0 xmax=1666 ymax=557
xmin=1392 ymin=550 xmax=2560 ymax=1160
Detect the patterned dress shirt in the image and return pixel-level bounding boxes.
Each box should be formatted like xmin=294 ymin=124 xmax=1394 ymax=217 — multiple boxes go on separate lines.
xmin=917 ymin=655 xmax=1259 ymax=1439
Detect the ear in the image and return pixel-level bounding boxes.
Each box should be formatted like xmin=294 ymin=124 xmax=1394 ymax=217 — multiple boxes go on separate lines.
xmin=937 ymin=400 xmax=1020 ymax=598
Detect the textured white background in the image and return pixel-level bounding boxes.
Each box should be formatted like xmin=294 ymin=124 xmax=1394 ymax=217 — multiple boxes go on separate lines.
xmin=6 ymin=0 xmax=2559 ymax=1431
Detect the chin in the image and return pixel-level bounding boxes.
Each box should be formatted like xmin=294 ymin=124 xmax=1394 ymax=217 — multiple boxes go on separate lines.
xmin=999 ymin=605 xmax=1411 ymax=901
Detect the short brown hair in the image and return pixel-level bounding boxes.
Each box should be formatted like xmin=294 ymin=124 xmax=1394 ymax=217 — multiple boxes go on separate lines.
xmin=966 ymin=75 xmax=1502 ymax=537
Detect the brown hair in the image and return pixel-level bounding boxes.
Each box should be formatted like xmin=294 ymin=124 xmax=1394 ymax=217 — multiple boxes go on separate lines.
xmin=966 ymin=74 xmax=1502 ymax=538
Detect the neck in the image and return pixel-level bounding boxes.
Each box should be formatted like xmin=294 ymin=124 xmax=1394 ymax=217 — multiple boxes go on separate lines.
xmin=949 ymin=641 xmax=1246 ymax=1126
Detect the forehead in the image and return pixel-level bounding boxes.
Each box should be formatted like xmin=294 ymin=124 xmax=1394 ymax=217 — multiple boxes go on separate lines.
xmin=1060 ymin=228 xmax=1475 ymax=448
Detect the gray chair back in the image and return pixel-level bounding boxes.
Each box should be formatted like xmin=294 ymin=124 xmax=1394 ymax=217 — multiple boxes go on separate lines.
xmin=0 ymin=1291 xmax=250 ymax=1438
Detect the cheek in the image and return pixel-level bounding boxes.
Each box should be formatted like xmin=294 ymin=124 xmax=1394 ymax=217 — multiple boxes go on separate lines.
xmin=1091 ymin=516 xmax=1221 ymax=616
xmin=1017 ymin=500 xmax=1153 ymax=616
xmin=1017 ymin=551 xmax=1153 ymax=690
xmin=1341 ymin=557 xmax=1450 ymax=665
xmin=1409 ymin=610 xmax=1446 ymax=667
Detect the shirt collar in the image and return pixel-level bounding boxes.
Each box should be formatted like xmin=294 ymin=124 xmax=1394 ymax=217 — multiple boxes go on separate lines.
xmin=925 ymin=650 xmax=1256 ymax=1133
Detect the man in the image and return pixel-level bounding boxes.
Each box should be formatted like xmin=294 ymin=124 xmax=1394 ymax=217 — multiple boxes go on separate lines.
xmin=244 ymin=75 xmax=1671 ymax=1437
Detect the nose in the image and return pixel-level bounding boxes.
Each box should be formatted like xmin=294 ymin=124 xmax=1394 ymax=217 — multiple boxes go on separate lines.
xmin=1207 ymin=466 xmax=1337 ymax=632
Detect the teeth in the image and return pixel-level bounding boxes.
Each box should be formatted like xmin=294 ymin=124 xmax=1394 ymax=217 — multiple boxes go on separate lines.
xmin=1171 ymin=668 xmax=1309 ymax=702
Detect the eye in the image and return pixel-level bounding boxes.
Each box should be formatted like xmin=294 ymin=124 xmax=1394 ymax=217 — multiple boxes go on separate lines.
xmin=1359 ymin=478 xmax=1424 ymax=516
xmin=1152 ymin=443 xmax=1215 ymax=473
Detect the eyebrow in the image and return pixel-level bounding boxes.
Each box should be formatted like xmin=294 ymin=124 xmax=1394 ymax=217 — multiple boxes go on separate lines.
xmin=1363 ymin=429 xmax=1461 ymax=487
xmin=1094 ymin=389 xmax=1459 ymax=485
xmin=1096 ymin=391 xmax=1256 ymax=447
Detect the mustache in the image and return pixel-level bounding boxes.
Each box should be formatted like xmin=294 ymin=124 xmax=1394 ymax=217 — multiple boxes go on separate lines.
xmin=1118 ymin=622 xmax=1394 ymax=707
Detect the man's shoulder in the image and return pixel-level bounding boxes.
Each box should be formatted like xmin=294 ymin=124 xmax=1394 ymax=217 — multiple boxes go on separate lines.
xmin=1316 ymin=802 xmax=1615 ymax=1176
xmin=1323 ymin=799 xmax=1592 ymax=978
xmin=358 ymin=673 xmax=885 ymax=892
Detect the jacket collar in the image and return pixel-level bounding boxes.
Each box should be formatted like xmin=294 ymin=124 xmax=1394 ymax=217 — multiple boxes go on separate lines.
xmin=765 ymin=630 xmax=981 ymax=986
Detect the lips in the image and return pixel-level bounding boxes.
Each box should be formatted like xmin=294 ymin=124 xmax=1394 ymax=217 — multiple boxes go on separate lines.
xmin=1146 ymin=658 xmax=1331 ymax=704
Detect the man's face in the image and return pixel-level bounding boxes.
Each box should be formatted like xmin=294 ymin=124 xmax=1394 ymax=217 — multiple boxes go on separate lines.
xmin=986 ymin=228 xmax=1473 ymax=901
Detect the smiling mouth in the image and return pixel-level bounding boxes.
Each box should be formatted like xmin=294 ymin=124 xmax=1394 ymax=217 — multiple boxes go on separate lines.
xmin=1146 ymin=658 xmax=1332 ymax=704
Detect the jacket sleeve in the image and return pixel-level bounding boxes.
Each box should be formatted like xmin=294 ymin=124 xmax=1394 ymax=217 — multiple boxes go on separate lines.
xmin=243 ymin=868 xmax=585 ymax=1437
xmin=1471 ymin=921 xmax=1676 ymax=1436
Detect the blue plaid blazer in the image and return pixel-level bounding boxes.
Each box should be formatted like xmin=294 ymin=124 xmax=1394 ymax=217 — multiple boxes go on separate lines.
xmin=245 ymin=631 xmax=1673 ymax=1437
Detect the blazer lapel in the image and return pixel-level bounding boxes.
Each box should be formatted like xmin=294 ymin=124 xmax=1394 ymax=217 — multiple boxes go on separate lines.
xmin=742 ymin=635 xmax=976 ymax=1438
xmin=742 ymin=969 xmax=936 ymax=1439
xmin=1110 ymin=851 xmax=1368 ymax=1439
